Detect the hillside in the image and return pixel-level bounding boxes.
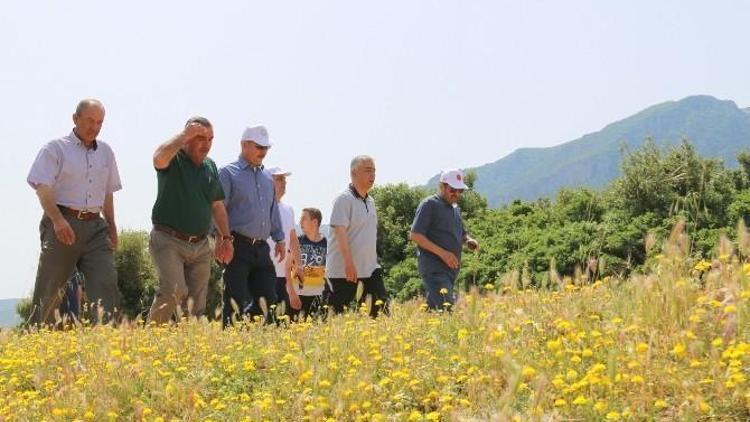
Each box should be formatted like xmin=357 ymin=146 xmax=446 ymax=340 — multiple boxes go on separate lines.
xmin=430 ymin=95 xmax=750 ymax=207
xmin=0 ymin=298 xmax=20 ymax=328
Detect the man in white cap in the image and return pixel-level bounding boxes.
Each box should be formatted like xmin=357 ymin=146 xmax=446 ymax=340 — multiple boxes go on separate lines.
xmin=266 ymin=166 xmax=302 ymax=320
xmin=219 ymin=125 xmax=285 ymax=326
xmin=409 ymin=169 xmax=479 ymax=310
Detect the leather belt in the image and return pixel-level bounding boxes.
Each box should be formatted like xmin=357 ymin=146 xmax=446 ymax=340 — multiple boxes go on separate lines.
xmin=59 ymin=206 xmax=100 ymax=221
xmin=232 ymin=231 xmax=266 ymax=246
xmin=153 ymin=224 xmax=207 ymax=243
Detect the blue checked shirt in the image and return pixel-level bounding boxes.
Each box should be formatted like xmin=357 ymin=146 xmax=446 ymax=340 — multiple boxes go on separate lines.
xmin=219 ymin=157 xmax=283 ymax=242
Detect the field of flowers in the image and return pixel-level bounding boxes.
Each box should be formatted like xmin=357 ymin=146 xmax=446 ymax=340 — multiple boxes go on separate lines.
xmin=1 ymin=227 xmax=749 ymax=421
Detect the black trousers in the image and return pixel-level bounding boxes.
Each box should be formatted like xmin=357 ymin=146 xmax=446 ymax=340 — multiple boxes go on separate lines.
xmin=275 ymin=277 xmax=329 ymax=322
xmin=328 ymin=268 xmax=389 ymax=318
xmin=222 ymin=239 xmax=276 ymax=326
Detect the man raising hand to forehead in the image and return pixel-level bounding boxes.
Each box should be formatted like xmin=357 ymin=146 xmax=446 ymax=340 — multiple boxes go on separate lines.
xmin=147 ymin=116 xmax=233 ymax=324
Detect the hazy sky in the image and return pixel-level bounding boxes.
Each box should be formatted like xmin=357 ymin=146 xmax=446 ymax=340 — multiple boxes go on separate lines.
xmin=2 ymin=1 xmax=748 ymax=299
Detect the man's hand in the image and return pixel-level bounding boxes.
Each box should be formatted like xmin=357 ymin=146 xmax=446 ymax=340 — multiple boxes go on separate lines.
xmin=439 ymin=250 xmax=459 ymax=269
xmin=274 ymin=241 xmax=286 ymax=262
xmin=223 ymin=240 xmax=235 ymax=263
xmin=466 ymin=238 xmax=480 ymax=252
xmin=287 ymin=285 xmax=302 ymax=311
xmin=214 ymin=238 xmax=234 ymax=264
xmin=107 ymin=224 xmax=118 ymax=250
xmin=52 ymin=217 xmax=76 ymax=246
xmin=344 ymin=259 xmax=358 ymax=283
xmin=182 ymin=122 xmax=209 ymax=143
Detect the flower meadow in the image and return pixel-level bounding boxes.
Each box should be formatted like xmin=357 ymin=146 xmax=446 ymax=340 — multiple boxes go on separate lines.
xmin=2 ymin=229 xmax=750 ymax=421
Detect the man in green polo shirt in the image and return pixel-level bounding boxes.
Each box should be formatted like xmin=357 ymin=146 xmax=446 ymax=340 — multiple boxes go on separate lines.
xmin=147 ymin=116 xmax=234 ymax=324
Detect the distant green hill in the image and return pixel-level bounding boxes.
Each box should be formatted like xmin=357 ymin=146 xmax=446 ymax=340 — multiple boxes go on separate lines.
xmin=429 ymin=95 xmax=750 ymax=207
xmin=0 ymin=298 xmax=21 ymax=328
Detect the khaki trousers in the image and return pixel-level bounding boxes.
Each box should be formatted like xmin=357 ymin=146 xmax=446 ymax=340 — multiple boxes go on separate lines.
xmin=31 ymin=215 xmax=119 ymax=326
xmin=147 ymin=230 xmax=212 ymax=324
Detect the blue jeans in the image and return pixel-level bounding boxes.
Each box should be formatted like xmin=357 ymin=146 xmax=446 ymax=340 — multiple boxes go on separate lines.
xmin=421 ymin=270 xmax=457 ymax=311
xmin=59 ymin=270 xmax=82 ymax=319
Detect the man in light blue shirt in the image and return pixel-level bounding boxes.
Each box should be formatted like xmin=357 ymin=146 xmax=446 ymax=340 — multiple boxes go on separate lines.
xmin=26 ymin=99 xmax=122 ymax=325
xmin=219 ymin=125 xmax=285 ymax=325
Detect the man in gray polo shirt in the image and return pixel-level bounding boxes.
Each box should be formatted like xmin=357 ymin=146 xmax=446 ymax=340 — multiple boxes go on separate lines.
xmin=410 ymin=169 xmax=479 ymax=310
xmin=326 ymin=155 xmax=389 ymax=317
xmin=27 ymin=99 xmax=122 ymax=325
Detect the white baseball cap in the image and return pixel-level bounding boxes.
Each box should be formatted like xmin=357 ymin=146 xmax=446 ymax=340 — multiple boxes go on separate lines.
xmin=240 ymin=125 xmax=271 ymax=147
xmin=439 ymin=169 xmax=468 ymax=190
xmin=267 ymin=166 xmax=292 ymax=177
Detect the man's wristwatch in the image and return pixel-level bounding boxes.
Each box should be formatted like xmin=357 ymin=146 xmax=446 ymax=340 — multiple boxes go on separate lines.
xmin=220 ymin=234 xmax=234 ymax=242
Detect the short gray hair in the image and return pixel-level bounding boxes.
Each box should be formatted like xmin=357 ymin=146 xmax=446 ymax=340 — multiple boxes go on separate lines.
xmin=185 ymin=116 xmax=212 ymax=128
xmin=350 ymin=155 xmax=374 ymax=171
xmin=75 ymin=98 xmax=104 ymax=116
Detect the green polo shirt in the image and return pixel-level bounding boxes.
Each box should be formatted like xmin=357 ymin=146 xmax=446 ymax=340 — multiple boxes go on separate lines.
xmin=151 ymin=150 xmax=225 ymax=235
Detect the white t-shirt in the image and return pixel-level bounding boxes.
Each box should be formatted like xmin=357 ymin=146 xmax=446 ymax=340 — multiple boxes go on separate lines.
xmin=267 ymin=201 xmax=295 ymax=277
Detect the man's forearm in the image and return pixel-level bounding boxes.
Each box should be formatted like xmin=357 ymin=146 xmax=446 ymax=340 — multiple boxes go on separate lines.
xmin=211 ymin=201 xmax=231 ymax=237
xmin=410 ymin=232 xmax=447 ymax=257
xmin=270 ymin=202 xmax=284 ymax=241
xmin=35 ymin=184 xmax=65 ymax=222
xmin=103 ymin=193 xmax=116 ymax=226
xmin=153 ymin=133 xmax=185 ymax=169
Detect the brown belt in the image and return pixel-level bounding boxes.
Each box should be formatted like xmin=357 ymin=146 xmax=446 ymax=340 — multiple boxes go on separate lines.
xmin=153 ymin=224 xmax=207 ymax=243
xmin=59 ymin=206 xmax=100 ymax=221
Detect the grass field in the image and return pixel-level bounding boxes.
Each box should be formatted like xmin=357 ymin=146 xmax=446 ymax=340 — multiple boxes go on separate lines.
xmin=1 ymin=229 xmax=749 ymax=421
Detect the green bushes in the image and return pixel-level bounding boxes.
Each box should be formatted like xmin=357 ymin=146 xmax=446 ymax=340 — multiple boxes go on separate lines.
xmin=376 ymin=140 xmax=750 ymax=300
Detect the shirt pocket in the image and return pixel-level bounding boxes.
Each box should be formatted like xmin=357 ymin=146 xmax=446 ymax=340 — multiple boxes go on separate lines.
xmin=89 ymin=154 xmax=111 ymax=202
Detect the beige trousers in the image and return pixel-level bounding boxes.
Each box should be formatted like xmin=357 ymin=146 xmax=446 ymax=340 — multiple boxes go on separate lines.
xmin=147 ymin=230 xmax=212 ymax=324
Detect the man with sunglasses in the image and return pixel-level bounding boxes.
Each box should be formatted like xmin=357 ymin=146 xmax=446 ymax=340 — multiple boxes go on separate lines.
xmin=409 ymin=169 xmax=479 ymax=311
xmin=219 ymin=125 xmax=285 ymax=326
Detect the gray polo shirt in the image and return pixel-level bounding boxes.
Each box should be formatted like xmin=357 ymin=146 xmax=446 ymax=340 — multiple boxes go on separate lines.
xmin=411 ymin=194 xmax=466 ymax=277
xmin=326 ymin=185 xmax=380 ymax=279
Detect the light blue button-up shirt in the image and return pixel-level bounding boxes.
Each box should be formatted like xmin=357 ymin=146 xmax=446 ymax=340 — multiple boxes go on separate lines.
xmin=27 ymin=130 xmax=122 ymax=212
xmin=219 ymin=157 xmax=283 ymax=241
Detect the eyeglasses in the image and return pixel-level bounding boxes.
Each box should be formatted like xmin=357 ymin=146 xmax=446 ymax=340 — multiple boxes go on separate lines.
xmin=447 ymin=186 xmax=465 ymax=194
xmin=243 ymin=141 xmax=271 ymax=151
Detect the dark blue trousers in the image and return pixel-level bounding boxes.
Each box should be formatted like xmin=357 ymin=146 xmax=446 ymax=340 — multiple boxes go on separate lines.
xmin=222 ymin=239 xmax=276 ymax=326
